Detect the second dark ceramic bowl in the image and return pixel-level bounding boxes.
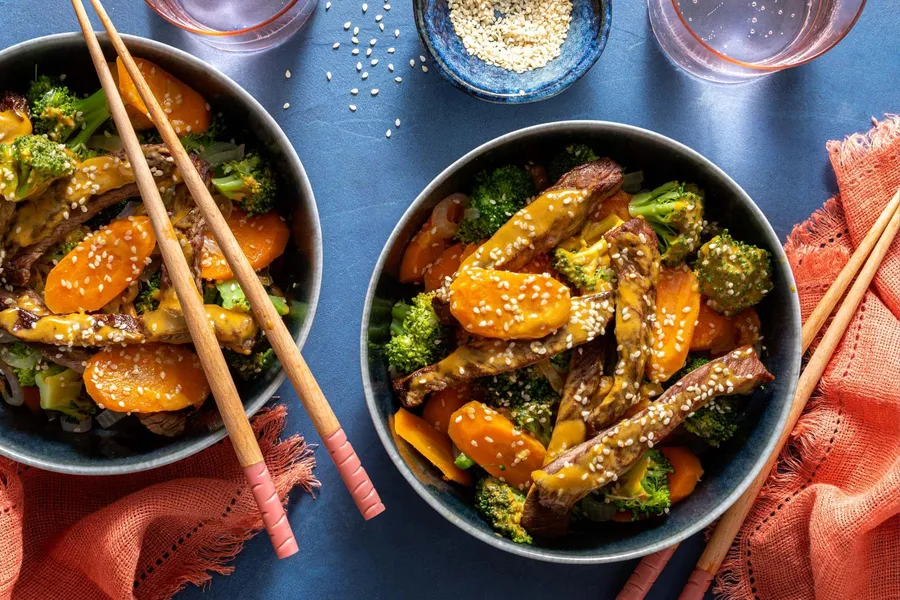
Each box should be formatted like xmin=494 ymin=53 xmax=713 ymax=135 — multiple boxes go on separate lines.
xmin=414 ymin=0 xmax=611 ymax=103
xmin=0 ymin=33 xmax=322 ymax=475
xmin=361 ymin=121 xmax=801 ymax=563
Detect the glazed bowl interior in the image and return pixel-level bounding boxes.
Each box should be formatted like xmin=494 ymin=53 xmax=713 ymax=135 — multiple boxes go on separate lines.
xmin=362 ymin=121 xmax=801 ymax=563
xmin=414 ymin=0 xmax=611 ymax=103
xmin=0 ymin=34 xmax=321 ymax=475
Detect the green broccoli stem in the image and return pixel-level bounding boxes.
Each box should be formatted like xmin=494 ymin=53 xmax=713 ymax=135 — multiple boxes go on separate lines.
xmin=389 ymin=302 xmax=413 ymax=336
xmin=211 ymin=173 xmax=246 ymax=199
xmin=67 ymin=89 xmax=110 ymax=149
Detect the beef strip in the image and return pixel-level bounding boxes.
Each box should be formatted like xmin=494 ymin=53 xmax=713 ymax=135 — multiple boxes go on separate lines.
xmin=522 ymin=338 xmax=610 ymax=537
xmin=32 ymin=344 xmax=94 ymax=373
xmin=138 ymin=411 xmax=187 ymax=437
xmin=460 ymin=159 xmax=623 ymax=274
xmin=0 ymin=308 xmax=144 ymax=346
xmin=393 ymin=289 xmax=616 ymax=408
xmin=587 ymin=218 xmax=660 ymax=432
xmin=529 ymin=346 xmax=773 ymax=516
xmin=0 ymin=91 xmax=29 ymax=117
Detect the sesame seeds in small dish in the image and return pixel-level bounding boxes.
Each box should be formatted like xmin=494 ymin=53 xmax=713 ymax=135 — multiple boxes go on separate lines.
xmin=413 ymin=0 xmax=611 ymax=103
xmin=362 ymin=122 xmax=801 ymax=562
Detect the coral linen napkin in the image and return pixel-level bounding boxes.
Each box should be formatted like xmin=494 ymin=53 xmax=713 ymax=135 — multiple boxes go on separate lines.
xmin=0 ymin=405 xmax=317 ymax=600
xmin=716 ymin=116 xmax=900 ymax=599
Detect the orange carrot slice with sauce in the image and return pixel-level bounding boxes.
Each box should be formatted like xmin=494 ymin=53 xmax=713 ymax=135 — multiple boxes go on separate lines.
xmin=44 ymin=216 xmax=157 ymax=314
xmin=448 ymin=401 xmax=546 ymax=489
xmin=449 ymin=268 xmax=571 ymax=340
xmin=660 ymin=446 xmax=703 ymax=503
xmin=394 ymin=408 xmax=472 ymax=485
xmin=84 ymin=343 xmax=210 ymax=413
xmin=591 ymin=190 xmax=632 ymax=222
xmin=422 ymin=384 xmax=471 ymax=434
xmin=647 ymin=265 xmax=701 ymax=382
xmin=200 ymin=210 xmax=290 ymax=280
xmin=117 ymin=57 xmax=211 ymax=135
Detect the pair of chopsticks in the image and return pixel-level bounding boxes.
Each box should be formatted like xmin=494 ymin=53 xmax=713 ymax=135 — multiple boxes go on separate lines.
xmin=71 ymin=0 xmax=385 ymax=558
xmin=617 ymin=186 xmax=900 ymax=599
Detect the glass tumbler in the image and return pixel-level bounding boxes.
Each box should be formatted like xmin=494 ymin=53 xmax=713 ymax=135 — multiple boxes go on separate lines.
xmin=648 ymin=0 xmax=866 ymax=83
xmin=146 ymin=0 xmax=318 ymax=52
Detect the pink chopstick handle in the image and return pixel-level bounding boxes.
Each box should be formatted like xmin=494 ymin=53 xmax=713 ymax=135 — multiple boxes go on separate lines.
xmin=677 ymin=568 xmax=715 ymax=600
xmin=323 ymin=428 xmax=385 ymax=520
xmin=617 ymin=546 xmax=678 ymax=600
xmin=243 ymin=461 xmax=299 ymax=559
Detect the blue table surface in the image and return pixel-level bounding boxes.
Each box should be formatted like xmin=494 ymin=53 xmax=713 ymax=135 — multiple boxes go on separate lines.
xmin=4 ymin=0 xmax=898 ymax=598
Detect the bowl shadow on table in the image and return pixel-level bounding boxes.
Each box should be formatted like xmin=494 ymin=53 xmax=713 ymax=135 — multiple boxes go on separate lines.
xmin=363 ymin=125 xmax=800 ymax=561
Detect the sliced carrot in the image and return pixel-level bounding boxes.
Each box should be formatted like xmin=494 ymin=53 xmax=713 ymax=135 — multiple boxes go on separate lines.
xmin=449 ymin=268 xmax=571 ymax=340
xmin=733 ymin=308 xmax=761 ymax=348
xmin=44 ymin=216 xmax=157 ymax=314
xmin=422 ymin=384 xmax=471 ymax=434
xmin=84 ymin=343 xmax=210 ymax=413
xmin=690 ymin=301 xmax=737 ymax=355
xmin=399 ymin=226 xmax=447 ymax=284
xmin=660 ymin=446 xmax=703 ymax=503
xmin=424 ymin=243 xmax=466 ymax=292
xmin=447 ymin=401 xmax=546 ymax=489
xmin=394 ymin=408 xmax=472 ymax=486
xmin=647 ymin=265 xmax=701 ymax=382
xmin=22 ymin=387 xmax=41 ymax=415
xmin=591 ymin=190 xmax=632 ymax=222
xmin=199 ymin=210 xmax=290 ymax=280
xmin=117 ymin=57 xmax=211 ymax=135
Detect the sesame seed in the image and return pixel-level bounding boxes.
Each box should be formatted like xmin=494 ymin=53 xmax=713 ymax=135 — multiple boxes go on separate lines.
xmin=371 ymin=88 xmax=380 ymax=95
xmin=327 ymin=71 xmax=332 ymax=81
xmin=285 ymin=69 xmax=291 ymax=78
xmin=283 ymin=102 xmax=290 ymax=109
xmin=362 ymin=2 xmax=368 ymax=11
xmin=395 ymin=118 xmax=401 ymax=127
xmin=349 ymin=105 xmax=357 ymax=111
xmin=386 ymin=129 xmax=392 ymax=138
xmin=344 ymin=21 xmax=352 ymax=29
xmin=333 ymin=42 xmax=341 ymax=49
xmin=394 ymin=76 xmax=402 ymax=83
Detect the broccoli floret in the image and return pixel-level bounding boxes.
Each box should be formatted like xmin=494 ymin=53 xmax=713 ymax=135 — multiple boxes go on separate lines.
xmin=548 ymin=144 xmax=599 ymax=183
xmin=36 ymin=365 xmax=90 ymax=419
xmin=602 ymin=449 xmax=673 ymax=520
xmin=214 ymin=279 xmax=290 ymax=316
xmin=384 ymin=292 xmax=447 ymax=375
xmin=134 ymin=270 xmax=162 ymax=314
xmin=695 ymin=231 xmax=773 ymax=316
xmin=552 ymin=215 xmax=620 ymax=291
xmin=28 ymin=76 xmax=110 ymax=148
xmin=480 ymin=366 xmax=558 ymax=446
xmin=671 ymin=356 xmax=711 ymax=383
xmin=15 ymin=367 xmax=37 ymax=387
xmin=455 ymin=165 xmax=534 ymax=243
xmin=628 ymin=181 xmax=705 ymax=266
xmin=216 ymin=279 xmax=252 ymax=312
xmin=671 ymin=356 xmax=740 ymax=445
xmin=684 ymin=397 xmax=741 ymax=447
xmin=211 ymin=153 xmax=276 ymax=215
xmin=224 ymin=345 xmax=278 ymax=381
xmin=474 ymin=476 xmax=532 ymax=544
xmin=0 ymin=134 xmax=76 ymax=202
xmin=179 ymin=116 xmax=223 ymax=154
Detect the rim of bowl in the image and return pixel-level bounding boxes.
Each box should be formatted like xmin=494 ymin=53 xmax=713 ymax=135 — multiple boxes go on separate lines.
xmin=0 ymin=32 xmax=323 ymax=476
xmin=361 ymin=120 xmax=801 ymax=563
xmin=413 ymin=0 xmax=613 ymax=104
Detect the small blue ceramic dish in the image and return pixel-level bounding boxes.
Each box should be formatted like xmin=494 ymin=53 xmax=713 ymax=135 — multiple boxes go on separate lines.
xmin=361 ymin=121 xmax=802 ymax=563
xmin=414 ymin=0 xmax=611 ymax=103
xmin=0 ymin=34 xmax=322 ymax=475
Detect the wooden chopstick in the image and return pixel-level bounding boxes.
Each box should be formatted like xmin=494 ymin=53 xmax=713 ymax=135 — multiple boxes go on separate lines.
xmin=618 ymin=188 xmax=900 ymax=600
xmin=70 ymin=0 xmax=300 ymax=558
xmin=83 ymin=0 xmax=385 ymax=521
xmin=678 ymin=194 xmax=900 ymax=600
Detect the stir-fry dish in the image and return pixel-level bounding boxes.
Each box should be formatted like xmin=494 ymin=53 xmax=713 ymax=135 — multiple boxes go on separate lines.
xmin=385 ymin=145 xmax=775 ymax=543
xmin=0 ymin=59 xmax=293 ymax=438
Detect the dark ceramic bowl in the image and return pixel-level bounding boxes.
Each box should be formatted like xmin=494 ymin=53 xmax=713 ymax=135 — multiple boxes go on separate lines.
xmin=0 ymin=34 xmax=321 ymax=475
xmin=414 ymin=0 xmax=611 ymax=103
xmin=361 ymin=121 xmax=801 ymax=563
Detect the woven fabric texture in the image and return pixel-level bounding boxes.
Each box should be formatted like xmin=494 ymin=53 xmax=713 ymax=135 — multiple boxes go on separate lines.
xmin=0 ymin=405 xmax=317 ymax=600
xmin=716 ymin=116 xmax=900 ymax=600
